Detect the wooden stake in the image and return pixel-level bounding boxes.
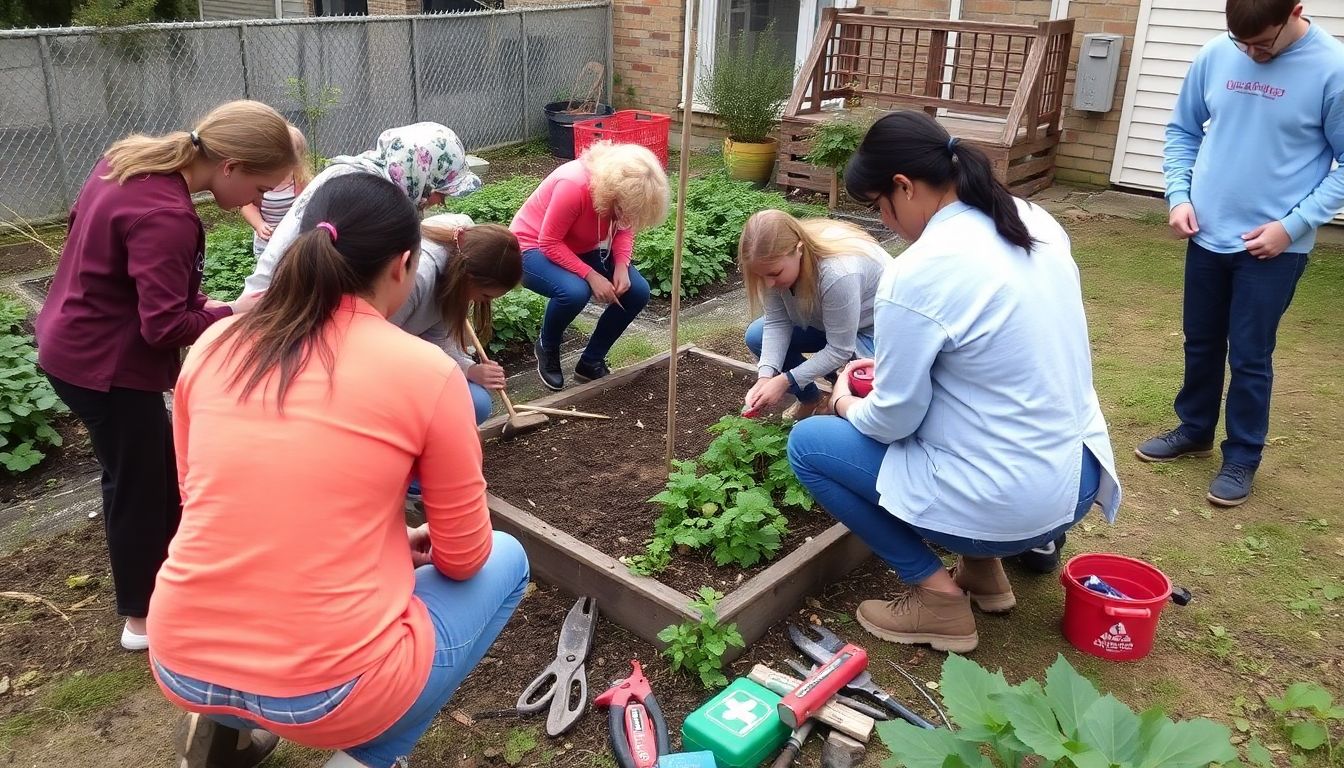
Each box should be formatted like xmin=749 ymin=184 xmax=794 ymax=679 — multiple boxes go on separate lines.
xmin=666 ymin=0 xmax=700 ymax=474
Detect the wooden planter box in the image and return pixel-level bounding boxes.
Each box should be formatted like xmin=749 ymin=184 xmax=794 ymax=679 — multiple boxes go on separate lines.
xmin=478 ymin=346 xmax=871 ymax=657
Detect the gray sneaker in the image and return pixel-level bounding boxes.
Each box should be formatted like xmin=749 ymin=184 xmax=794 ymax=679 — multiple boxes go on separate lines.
xmin=1135 ymin=427 xmax=1214 ymax=463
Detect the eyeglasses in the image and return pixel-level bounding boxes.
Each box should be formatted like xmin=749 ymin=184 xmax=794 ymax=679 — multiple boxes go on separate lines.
xmin=1228 ymin=22 xmax=1286 ymax=56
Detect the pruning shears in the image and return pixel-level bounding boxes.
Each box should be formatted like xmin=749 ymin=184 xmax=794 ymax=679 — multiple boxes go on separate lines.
xmin=593 ymin=660 xmax=671 ymax=768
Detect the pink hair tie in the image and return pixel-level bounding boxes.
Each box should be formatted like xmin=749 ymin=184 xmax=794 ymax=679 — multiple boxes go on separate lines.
xmin=316 ymin=221 xmax=338 ymax=241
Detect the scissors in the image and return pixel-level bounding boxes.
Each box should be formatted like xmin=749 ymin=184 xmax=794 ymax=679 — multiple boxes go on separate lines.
xmin=515 ymin=597 xmax=599 ymax=737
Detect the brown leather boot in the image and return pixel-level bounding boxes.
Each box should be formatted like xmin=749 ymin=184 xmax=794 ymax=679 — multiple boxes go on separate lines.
xmin=951 ymin=556 xmax=1017 ymax=613
xmin=855 ymin=586 xmax=978 ymax=653
xmin=173 ymin=713 xmax=279 ymax=768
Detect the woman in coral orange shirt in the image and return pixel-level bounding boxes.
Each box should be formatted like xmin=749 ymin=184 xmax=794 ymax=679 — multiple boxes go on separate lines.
xmin=147 ymin=172 xmax=529 ymax=768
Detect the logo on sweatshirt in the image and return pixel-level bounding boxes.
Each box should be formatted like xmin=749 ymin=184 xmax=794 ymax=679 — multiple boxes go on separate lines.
xmin=1226 ymin=79 xmax=1286 ymax=100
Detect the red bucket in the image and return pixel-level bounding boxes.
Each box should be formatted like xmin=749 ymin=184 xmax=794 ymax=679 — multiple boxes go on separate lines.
xmin=1060 ymin=553 xmax=1172 ymax=661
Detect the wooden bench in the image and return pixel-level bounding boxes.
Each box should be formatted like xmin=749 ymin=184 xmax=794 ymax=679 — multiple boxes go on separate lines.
xmin=777 ymin=10 xmax=1074 ymax=204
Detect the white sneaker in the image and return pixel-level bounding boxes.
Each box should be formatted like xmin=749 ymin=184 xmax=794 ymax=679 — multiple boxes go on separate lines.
xmin=120 ymin=621 xmax=149 ymax=651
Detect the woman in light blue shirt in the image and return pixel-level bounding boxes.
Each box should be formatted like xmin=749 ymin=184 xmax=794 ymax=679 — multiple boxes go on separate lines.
xmin=787 ymin=111 xmax=1122 ymax=653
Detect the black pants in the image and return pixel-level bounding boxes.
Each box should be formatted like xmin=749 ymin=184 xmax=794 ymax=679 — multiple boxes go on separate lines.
xmin=47 ymin=375 xmax=180 ymax=618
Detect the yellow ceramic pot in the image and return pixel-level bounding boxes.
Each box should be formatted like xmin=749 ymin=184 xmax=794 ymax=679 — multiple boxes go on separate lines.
xmin=723 ymin=137 xmax=779 ymax=185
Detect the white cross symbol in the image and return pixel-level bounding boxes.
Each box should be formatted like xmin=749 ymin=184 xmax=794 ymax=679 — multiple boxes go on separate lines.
xmin=721 ymin=694 xmax=760 ymax=732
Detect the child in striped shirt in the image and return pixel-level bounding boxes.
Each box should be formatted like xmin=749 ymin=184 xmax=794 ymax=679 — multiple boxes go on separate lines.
xmin=241 ymin=124 xmax=311 ymax=256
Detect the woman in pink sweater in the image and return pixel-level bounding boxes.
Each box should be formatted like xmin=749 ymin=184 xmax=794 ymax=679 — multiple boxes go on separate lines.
xmin=148 ymin=172 xmax=529 ymax=768
xmin=511 ymin=141 xmax=668 ymax=390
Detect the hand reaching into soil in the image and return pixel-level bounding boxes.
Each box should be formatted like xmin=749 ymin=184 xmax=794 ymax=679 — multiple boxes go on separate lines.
xmin=745 ymin=375 xmax=791 ymax=414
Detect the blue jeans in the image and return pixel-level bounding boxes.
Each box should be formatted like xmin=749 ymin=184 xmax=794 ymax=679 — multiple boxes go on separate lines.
xmin=1174 ymin=241 xmax=1307 ymax=469
xmin=156 ymin=532 xmax=529 ymax=767
xmin=466 ymin=381 xmax=494 ymax=426
xmin=521 ymin=248 xmax=650 ymax=365
xmin=787 ymin=416 xmax=1100 ymax=583
xmin=744 ymin=319 xmax=875 ymax=404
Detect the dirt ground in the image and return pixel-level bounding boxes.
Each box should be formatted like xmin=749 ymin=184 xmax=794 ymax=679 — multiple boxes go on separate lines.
xmin=482 ymin=353 xmax=831 ymax=595
xmin=1 ymin=213 xmax=1341 ymax=767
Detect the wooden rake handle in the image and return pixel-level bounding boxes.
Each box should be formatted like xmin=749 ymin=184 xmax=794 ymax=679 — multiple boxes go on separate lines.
xmin=461 ymin=323 xmax=520 ymax=419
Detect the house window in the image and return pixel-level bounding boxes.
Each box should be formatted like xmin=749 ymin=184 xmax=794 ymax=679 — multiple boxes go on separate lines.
xmin=314 ymin=0 xmax=368 ymax=14
xmin=688 ymin=0 xmax=855 ymax=109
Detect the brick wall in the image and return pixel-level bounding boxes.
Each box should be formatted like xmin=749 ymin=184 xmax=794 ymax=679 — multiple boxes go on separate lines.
xmin=614 ymin=0 xmax=1142 ymax=187
xmin=367 ymin=0 xmax=418 ymax=12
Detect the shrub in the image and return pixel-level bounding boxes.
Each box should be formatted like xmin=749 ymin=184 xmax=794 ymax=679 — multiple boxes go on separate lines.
xmin=697 ymin=24 xmax=796 ymax=143
xmin=436 ymin=175 xmax=542 ymax=225
xmin=657 ymin=587 xmax=744 ymax=689
xmin=487 ymin=288 xmax=548 ymax=356
xmin=201 ymin=223 xmax=257 ymax=300
xmin=0 ymin=295 xmax=66 ymax=474
xmin=633 ymin=172 xmax=824 ymax=299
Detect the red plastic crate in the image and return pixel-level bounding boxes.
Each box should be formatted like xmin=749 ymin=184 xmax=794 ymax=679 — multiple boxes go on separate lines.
xmin=572 ymin=110 xmax=671 ymax=166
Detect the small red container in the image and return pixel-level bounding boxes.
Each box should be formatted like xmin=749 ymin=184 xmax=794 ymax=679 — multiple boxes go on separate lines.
xmin=573 ymin=110 xmax=672 ymax=166
xmin=1060 ymin=553 xmax=1172 ymax=661
xmin=848 ymin=363 xmax=875 ymax=397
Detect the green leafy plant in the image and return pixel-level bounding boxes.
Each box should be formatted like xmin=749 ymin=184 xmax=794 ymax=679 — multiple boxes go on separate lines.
xmin=201 ymin=223 xmax=257 ymax=300
xmin=73 ymin=0 xmax=156 ymax=27
xmin=436 ymin=175 xmax=542 ymax=225
xmin=286 ymin=77 xmax=342 ymax=176
xmin=880 ymin=654 xmax=1237 ymax=768
xmin=657 ymin=587 xmax=744 ymax=689
xmin=1267 ymin=681 xmax=1342 ymax=764
xmin=486 ymin=288 xmax=548 ymax=356
xmin=627 ymin=416 xmax=810 ymax=575
xmin=633 ymin=172 xmax=823 ymax=299
xmin=697 ymin=24 xmax=796 ymax=143
xmin=0 ymin=296 xmax=66 ymax=474
xmin=0 ymin=294 xmax=28 ymax=334
xmin=804 ymin=109 xmax=882 ymax=172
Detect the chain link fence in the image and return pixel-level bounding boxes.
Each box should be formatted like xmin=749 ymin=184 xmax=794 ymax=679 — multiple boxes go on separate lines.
xmin=0 ymin=3 xmax=611 ymax=224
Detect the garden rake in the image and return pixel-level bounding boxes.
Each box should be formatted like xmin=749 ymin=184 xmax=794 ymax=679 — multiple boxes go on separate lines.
xmin=463 ymin=323 xmax=549 ymax=440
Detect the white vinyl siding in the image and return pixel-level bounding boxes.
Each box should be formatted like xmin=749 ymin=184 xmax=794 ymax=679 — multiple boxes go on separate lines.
xmin=1111 ymin=0 xmax=1344 ymax=222
xmin=201 ymin=0 xmax=309 ymax=19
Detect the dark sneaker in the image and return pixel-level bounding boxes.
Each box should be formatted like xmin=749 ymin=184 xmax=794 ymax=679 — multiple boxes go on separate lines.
xmin=1009 ymin=533 xmax=1066 ymax=575
xmin=173 ymin=713 xmax=279 ymax=768
xmin=1208 ymin=463 xmax=1255 ymax=507
xmin=535 ymin=339 xmax=564 ymax=391
xmin=1135 ymin=427 xmax=1214 ymax=462
xmin=573 ymin=358 xmax=611 ymax=383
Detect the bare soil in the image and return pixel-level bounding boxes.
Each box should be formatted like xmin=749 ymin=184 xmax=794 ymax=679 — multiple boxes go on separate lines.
xmin=481 ymin=353 xmax=833 ymax=595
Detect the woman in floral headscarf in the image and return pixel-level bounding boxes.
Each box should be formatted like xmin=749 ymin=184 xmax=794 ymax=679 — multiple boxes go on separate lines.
xmin=241 ymin=122 xmax=481 ymax=296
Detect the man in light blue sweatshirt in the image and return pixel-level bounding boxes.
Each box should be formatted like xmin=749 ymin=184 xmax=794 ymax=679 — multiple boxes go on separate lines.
xmin=1137 ymin=0 xmax=1344 ymax=507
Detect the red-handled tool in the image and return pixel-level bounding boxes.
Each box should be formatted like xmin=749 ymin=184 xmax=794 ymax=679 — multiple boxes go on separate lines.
xmin=594 ymin=660 xmax=670 ymax=768
xmin=777 ymin=643 xmax=868 ymax=729
xmin=848 ymin=363 xmax=875 ymax=398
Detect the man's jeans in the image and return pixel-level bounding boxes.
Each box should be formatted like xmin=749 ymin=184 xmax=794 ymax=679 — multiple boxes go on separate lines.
xmin=1174 ymin=241 xmax=1307 ymax=469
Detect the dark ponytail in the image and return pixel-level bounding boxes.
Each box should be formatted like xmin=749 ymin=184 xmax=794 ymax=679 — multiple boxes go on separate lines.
xmin=844 ymin=110 xmax=1037 ymax=251
xmin=209 ymin=172 xmax=421 ymax=408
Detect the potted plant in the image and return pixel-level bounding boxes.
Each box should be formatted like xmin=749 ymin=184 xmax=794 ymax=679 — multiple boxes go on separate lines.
xmin=699 ymin=25 xmax=796 ymax=184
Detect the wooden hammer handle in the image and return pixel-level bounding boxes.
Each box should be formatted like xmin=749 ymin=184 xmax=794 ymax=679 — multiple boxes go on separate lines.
xmin=748 ymin=665 xmax=874 ymax=743
xmin=461 ymin=323 xmax=518 ymax=419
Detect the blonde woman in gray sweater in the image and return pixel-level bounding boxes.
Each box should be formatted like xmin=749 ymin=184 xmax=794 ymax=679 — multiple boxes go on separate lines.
xmin=739 ymin=210 xmax=891 ymax=420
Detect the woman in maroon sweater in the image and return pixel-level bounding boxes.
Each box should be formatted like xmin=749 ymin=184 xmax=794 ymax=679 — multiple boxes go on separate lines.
xmin=36 ymin=100 xmax=298 ymax=652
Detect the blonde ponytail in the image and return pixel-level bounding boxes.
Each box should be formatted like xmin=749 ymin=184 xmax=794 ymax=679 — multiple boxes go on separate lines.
xmin=103 ymin=99 xmax=297 ymax=184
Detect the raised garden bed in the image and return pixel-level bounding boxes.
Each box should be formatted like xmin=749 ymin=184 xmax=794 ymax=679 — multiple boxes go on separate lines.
xmin=479 ymin=345 xmax=871 ymax=656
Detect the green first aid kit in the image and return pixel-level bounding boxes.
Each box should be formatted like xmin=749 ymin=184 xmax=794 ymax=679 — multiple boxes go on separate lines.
xmin=681 ymin=678 xmax=791 ymax=768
